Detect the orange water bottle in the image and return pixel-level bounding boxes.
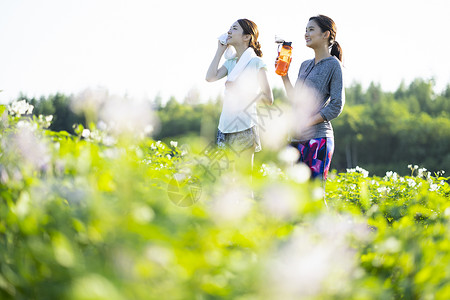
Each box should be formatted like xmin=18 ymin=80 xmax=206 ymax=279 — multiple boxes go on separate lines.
xmin=275 ymin=41 xmax=292 ymax=76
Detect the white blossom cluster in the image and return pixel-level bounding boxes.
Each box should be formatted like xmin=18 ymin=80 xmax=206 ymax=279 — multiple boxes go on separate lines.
xmin=72 ymin=88 xmax=158 ymax=139
xmin=346 ymin=166 xmax=369 ymax=178
xmin=259 ymin=163 xmax=286 ymax=179
xmin=80 ymin=125 xmax=117 ymax=147
xmin=7 ymin=100 xmax=34 ymax=116
xmin=263 ymin=213 xmax=370 ymax=299
xmin=38 ymin=115 xmax=54 ymax=128
xmin=384 ymin=171 xmax=399 ymax=181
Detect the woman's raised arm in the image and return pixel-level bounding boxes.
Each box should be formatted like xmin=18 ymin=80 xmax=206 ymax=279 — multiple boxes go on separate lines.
xmin=206 ymin=42 xmax=228 ymax=82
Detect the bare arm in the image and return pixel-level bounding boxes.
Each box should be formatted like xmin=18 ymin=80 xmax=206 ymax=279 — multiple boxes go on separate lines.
xmin=307 ymin=113 xmax=326 ymax=126
xmin=206 ymin=42 xmax=228 ymax=82
xmin=281 ymin=74 xmax=295 ymax=100
xmin=283 ymin=74 xmax=325 ymax=126
xmin=282 ymin=71 xmax=324 ymax=126
xmin=257 ymin=68 xmax=273 ymax=105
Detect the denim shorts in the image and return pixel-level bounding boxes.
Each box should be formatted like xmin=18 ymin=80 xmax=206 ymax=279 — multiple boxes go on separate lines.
xmin=216 ymin=126 xmax=261 ymax=153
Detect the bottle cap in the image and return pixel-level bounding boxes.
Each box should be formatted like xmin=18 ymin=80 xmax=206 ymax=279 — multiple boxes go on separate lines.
xmin=275 ymin=35 xmax=285 ymax=44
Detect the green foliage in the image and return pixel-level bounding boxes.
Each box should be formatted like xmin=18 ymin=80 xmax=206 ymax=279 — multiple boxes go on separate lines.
xmin=1 ymin=100 xmax=450 ymax=299
xmin=13 ymin=80 xmax=450 ymax=176
xmin=152 ymin=80 xmax=450 ymax=176
xmin=22 ymin=93 xmax=86 ymax=134
xmin=326 ymin=166 xmax=450 ymax=299
xmin=333 ymin=79 xmax=450 ymax=175
xmin=154 ymin=97 xmax=221 ymax=142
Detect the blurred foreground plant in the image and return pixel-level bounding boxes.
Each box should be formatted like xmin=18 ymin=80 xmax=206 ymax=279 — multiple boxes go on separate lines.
xmin=327 ymin=166 xmax=450 ymax=299
xmin=0 ymin=100 xmax=449 ymax=299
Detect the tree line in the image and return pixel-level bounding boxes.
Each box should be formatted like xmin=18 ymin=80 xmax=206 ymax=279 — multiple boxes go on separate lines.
xmin=333 ymin=79 xmax=450 ymax=175
xmin=16 ymin=78 xmax=450 ymax=176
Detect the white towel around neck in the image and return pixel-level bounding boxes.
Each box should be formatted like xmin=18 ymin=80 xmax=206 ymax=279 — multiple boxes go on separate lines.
xmin=226 ymin=47 xmax=257 ymax=82
xmin=224 ymin=46 xmax=237 ymax=60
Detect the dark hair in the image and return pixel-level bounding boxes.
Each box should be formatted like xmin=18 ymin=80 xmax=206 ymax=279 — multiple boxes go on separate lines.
xmin=309 ymin=15 xmax=343 ymax=62
xmin=237 ymin=19 xmax=262 ymax=57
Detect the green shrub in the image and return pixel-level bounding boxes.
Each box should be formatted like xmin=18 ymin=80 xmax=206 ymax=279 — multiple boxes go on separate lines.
xmin=0 ymin=101 xmax=449 ymax=299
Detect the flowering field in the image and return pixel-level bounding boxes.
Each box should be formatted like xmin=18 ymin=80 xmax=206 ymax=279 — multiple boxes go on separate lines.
xmin=1 ymin=101 xmax=449 ymax=300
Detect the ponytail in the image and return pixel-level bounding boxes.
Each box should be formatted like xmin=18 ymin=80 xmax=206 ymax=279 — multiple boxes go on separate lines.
xmin=251 ymin=40 xmax=263 ymax=57
xmin=237 ymin=18 xmax=263 ymax=57
xmin=331 ymin=41 xmax=342 ymax=62
xmin=309 ymin=15 xmax=342 ymax=62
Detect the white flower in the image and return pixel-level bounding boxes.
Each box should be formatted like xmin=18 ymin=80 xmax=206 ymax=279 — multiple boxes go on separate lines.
xmin=418 ymin=168 xmax=428 ymax=178
xmin=8 ymin=100 xmax=34 ymax=116
xmin=356 ymin=166 xmax=369 ymax=177
xmin=406 ymin=178 xmax=416 ymax=188
xmin=384 ymin=171 xmax=398 ymax=181
xmin=209 ymin=184 xmax=253 ymax=224
xmin=429 ymin=183 xmax=439 ymax=192
xmin=10 ymin=124 xmax=50 ymax=170
xmin=286 ymin=163 xmax=311 ymax=183
xmin=102 ymin=135 xmax=117 ymax=147
xmin=377 ymin=187 xmax=387 ymax=193
xmin=380 ymin=237 xmax=401 ymax=253
xmin=36 ymin=114 xmax=54 ymax=128
xmin=262 ymin=184 xmax=298 ymax=220
xmin=257 ymin=103 xmax=290 ymax=151
xmin=97 ymin=120 xmax=108 ymax=131
xmin=71 ymin=88 xmax=109 ymax=119
xmin=262 ymin=213 xmax=366 ymax=299
xmin=81 ymin=129 xmax=91 ymax=138
xmin=99 ymin=97 xmax=156 ymax=137
xmin=17 ymin=119 xmax=37 ymax=131
xmin=377 ymin=186 xmax=391 ymax=193
xmin=72 ymin=89 xmax=159 ymax=139
xmin=180 ymin=144 xmax=189 ymax=156
xmin=131 ymin=205 xmax=154 ymax=224
xmin=278 ymin=146 xmax=300 ymax=164
xmin=260 ymin=163 xmax=285 ymax=179
xmin=444 ymin=207 xmax=450 ymax=218
xmin=312 ymin=187 xmax=324 ymax=199
xmin=170 ymin=141 xmax=178 ymax=148
xmin=145 ymin=245 xmax=173 ymax=267
xmin=144 ymin=125 xmax=154 ymax=135
xmin=260 ymin=164 xmax=268 ymax=176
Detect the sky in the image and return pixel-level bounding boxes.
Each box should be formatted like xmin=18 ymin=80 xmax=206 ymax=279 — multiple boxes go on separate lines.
xmin=1 ymin=0 xmax=449 ymax=105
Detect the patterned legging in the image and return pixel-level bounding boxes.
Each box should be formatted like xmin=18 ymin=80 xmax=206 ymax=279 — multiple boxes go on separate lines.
xmin=290 ymin=137 xmax=334 ymax=181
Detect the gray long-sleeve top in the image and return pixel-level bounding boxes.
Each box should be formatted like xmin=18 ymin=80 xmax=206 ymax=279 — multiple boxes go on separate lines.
xmin=292 ymin=56 xmax=345 ymax=141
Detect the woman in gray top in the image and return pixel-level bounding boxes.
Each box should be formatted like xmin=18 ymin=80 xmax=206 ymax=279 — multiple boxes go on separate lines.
xmin=281 ymin=15 xmax=345 ymax=181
